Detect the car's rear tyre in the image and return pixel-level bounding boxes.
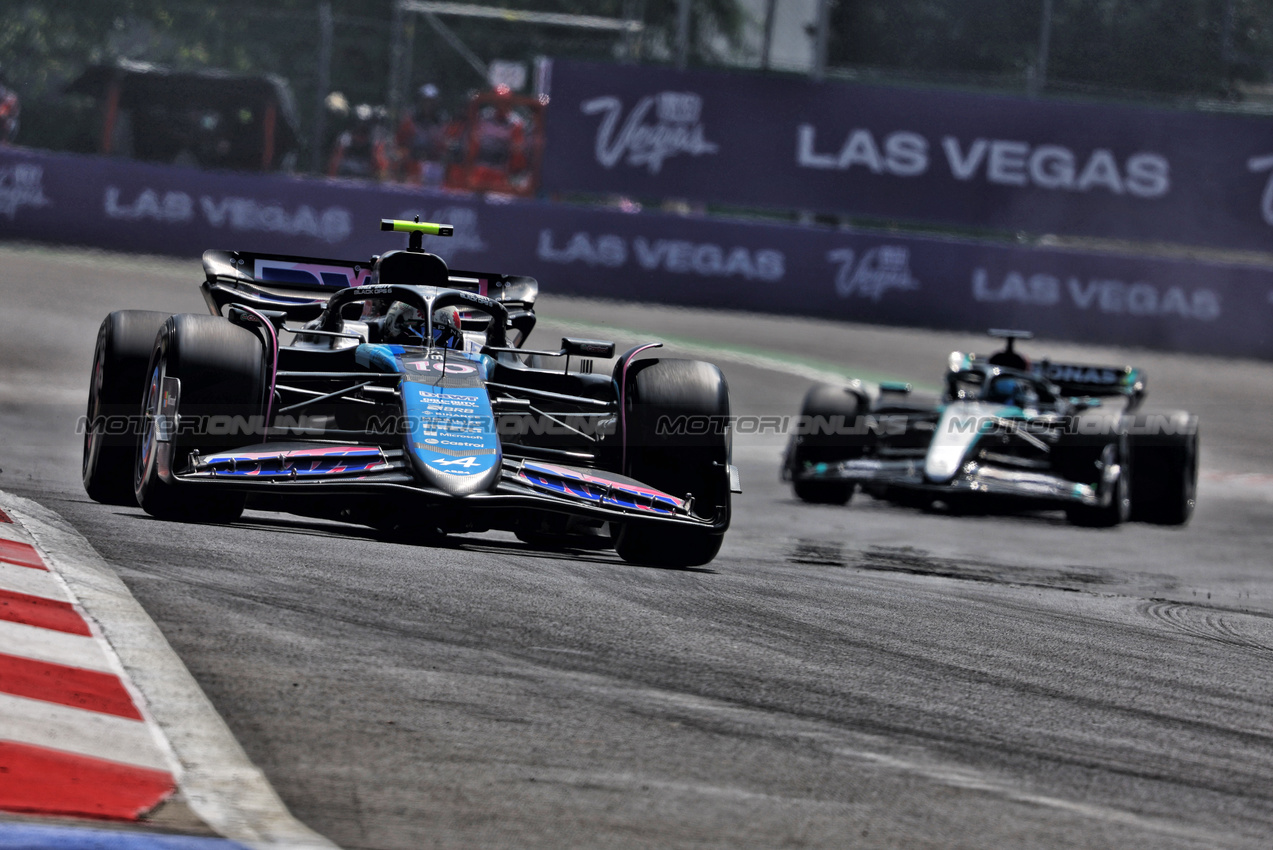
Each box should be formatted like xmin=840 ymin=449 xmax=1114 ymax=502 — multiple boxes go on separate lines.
xmin=614 ymin=359 xmax=729 ymax=568
xmin=1064 ymin=439 xmax=1131 ymax=528
xmin=83 ymin=310 xmax=173 ymax=506
xmin=135 ymin=314 xmax=264 ymax=523
xmin=788 ymin=383 xmax=863 ymax=505
xmin=1130 ymin=412 xmax=1199 ymax=526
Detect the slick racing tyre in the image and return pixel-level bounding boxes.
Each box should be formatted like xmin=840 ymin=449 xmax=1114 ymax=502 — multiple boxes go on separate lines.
xmin=788 ymin=383 xmax=864 ymax=505
xmin=614 ymin=359 xmax=730 ymax=568
xmin=1130 ymin=412 xmax=1199 ymax=526
xmin=1062 ymin=436 xmax=1131 ymax=528
xmin=83 ymin=310 xmax=173 ymax=506
xmin=135 ymin=314 xmax=264 ymax=524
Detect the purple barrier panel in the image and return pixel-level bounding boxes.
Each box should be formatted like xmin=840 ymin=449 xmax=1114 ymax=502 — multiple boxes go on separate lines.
xmin=0 ymin=146 xmax=498 ymax=266
xmin=514 ymin=205 xmax=1273 ymax=361
xmin=540 ymin=59 xmax=1273 ymax=255
xmin=2 ymin=147 xmax=1271 ymax=360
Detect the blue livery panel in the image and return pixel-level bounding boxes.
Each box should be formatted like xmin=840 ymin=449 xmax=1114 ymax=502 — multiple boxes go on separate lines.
xmin=357 ymin=343 xmax=501 ymax=496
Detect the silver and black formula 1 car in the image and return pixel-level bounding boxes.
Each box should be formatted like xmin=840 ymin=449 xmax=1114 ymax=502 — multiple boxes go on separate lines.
xmin=83 ymin=218 xmax=740 ymax=566
xmin=782 ymin=330 xmax=1197 ymax=527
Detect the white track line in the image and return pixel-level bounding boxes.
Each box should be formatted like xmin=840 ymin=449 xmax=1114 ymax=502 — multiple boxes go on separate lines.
xmin=5 ymin=491 xmax=338 ymax=850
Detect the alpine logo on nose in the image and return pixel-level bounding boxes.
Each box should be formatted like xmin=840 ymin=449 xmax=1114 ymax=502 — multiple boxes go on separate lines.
xmin=434 ymin=456 xmax=480 ymax=467
xmin=427 ymin=455 xmax=487 ymax=476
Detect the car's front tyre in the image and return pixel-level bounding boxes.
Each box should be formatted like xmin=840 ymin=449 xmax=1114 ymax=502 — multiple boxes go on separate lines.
xmin=1064 ymin=439 xmax=1131 ymax=528
xmin=1130 ymin=412 xmax=1198 ymax=526
xmin=83 ymin=310 xmax=173 ymax=505
xmin=134 ymin=314 xmax=264 ymax=523
xmin=787 ymin=383 xmax=864 ymax=505
xmin=613 ymin=358 xmax=730 ymax=568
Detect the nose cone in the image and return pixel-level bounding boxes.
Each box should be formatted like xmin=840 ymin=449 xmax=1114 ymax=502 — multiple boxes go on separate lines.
xmin=401 ymin=369 xmax=501 ymax=496
xmin=413 ymin=446 xmax=502 ymax=495
xmin=925 ymin=402 xmax=986 ymax=483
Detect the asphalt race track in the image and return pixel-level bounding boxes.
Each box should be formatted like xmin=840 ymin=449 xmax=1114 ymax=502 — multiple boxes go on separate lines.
xmin=3 ymin=242 xmax=1273 ymax=849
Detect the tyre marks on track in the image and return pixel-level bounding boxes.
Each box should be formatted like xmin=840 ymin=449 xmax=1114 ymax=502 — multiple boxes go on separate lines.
xmin=787 ymin=539 xmax=1119 ymax=593
xmin=1141 ymin=601 xmax=1273 ymax=655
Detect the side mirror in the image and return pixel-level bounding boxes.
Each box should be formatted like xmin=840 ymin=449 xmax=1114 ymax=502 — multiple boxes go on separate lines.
xmin=561 ymin=337 xmax=615 ymax=358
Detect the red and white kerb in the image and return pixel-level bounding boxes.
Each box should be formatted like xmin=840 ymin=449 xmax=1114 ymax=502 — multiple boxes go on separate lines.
xmin=0 ymin=508 xmax=177 ymax=820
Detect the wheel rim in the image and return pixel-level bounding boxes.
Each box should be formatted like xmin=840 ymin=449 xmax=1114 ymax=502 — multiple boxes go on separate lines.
xmin=135 ymin=360 xmax=165 ymax=493
xmin=82 ymin=332 xmax=107 ymax=479
xmin=1184 ymin=436 xmax=1199 ymax=513
xmin=1115 ymin=441 xmax=1131 ymax=522
xmin=1116 ymin=462 xmax=1131 ymax=522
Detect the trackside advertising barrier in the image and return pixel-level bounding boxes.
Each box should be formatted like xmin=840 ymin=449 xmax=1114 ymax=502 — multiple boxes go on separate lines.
xmin=2 ymin=146 xmax=1272 ymax=359
xmin=541 ymin=58 xmax=1273 ymax=254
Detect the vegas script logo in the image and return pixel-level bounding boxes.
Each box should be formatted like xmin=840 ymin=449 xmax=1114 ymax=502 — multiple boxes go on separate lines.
xmin=581 ymin=91 xmax=718 ymax=175
xmin=828 ymin=246 xmax=921 ymax=301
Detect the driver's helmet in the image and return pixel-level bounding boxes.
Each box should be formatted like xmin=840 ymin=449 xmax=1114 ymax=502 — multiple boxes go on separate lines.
xmin=430 ymin=306 xmax=463 ymax=349
xmin=984 ymin=374 xmax=1035 ymax=407
xmin=382 ymin=302 xmax=464 ymax=349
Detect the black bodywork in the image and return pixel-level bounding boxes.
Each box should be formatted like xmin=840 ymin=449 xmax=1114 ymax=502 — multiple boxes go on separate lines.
xmin=85 ymin=225 xmax=740 ymax=565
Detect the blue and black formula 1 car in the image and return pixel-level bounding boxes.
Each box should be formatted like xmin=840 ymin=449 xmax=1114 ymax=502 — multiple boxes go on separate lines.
xmin=83 ymin=218 xmax=740 ymax=567
xmin=782 ymin=330 xmax=1198 ymax=527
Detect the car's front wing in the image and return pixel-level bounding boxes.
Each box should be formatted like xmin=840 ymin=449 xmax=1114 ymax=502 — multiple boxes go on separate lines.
xmin=794 ymin=457 xmax=1108 ymax=507
xmin=171 ymin=444 xmax=729 ymax=530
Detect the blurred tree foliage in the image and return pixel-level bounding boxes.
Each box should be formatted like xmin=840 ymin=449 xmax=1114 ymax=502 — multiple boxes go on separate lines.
xmin=0 ymin=0 xmax=742 ymax=163
xmin=829 ymin=0 xmax=1273 ymax=99
xmin=1 ymin=0 xmax=343 ymax=153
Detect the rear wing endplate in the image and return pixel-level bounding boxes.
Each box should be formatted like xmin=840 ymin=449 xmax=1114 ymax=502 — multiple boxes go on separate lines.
xmin=203 ymin=249 xmax=371 ymax=292
xmin=1034 ymin=360 xmax=1145 ymax=407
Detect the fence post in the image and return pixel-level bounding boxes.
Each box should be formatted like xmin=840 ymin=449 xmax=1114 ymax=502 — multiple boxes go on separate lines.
xmin=310 ymin=1 xmax=333 ymax=173
xmin=1033 ymin=0 xmax=1053 ymax=96
xmin=812 ymin=0 xmax=831 ymax=81
xmin=761 ymin=0 xmax=777 ymax=69
xmin=389 ymin=0 xmax=406 ymax=116
xmin=676 ymin=0 xmax=691 ymax=69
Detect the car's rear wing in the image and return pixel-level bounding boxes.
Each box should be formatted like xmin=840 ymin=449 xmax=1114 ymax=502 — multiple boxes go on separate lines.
xmin=200 ymin=249 xmax=539 ymax=338
xmin=203 ymin=249 xmax=374 ymax=293
xmin=202 ymin=249 xmax=536 ymax=301
xmin=1033 ymin=360 xmax=1145 ymax=407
